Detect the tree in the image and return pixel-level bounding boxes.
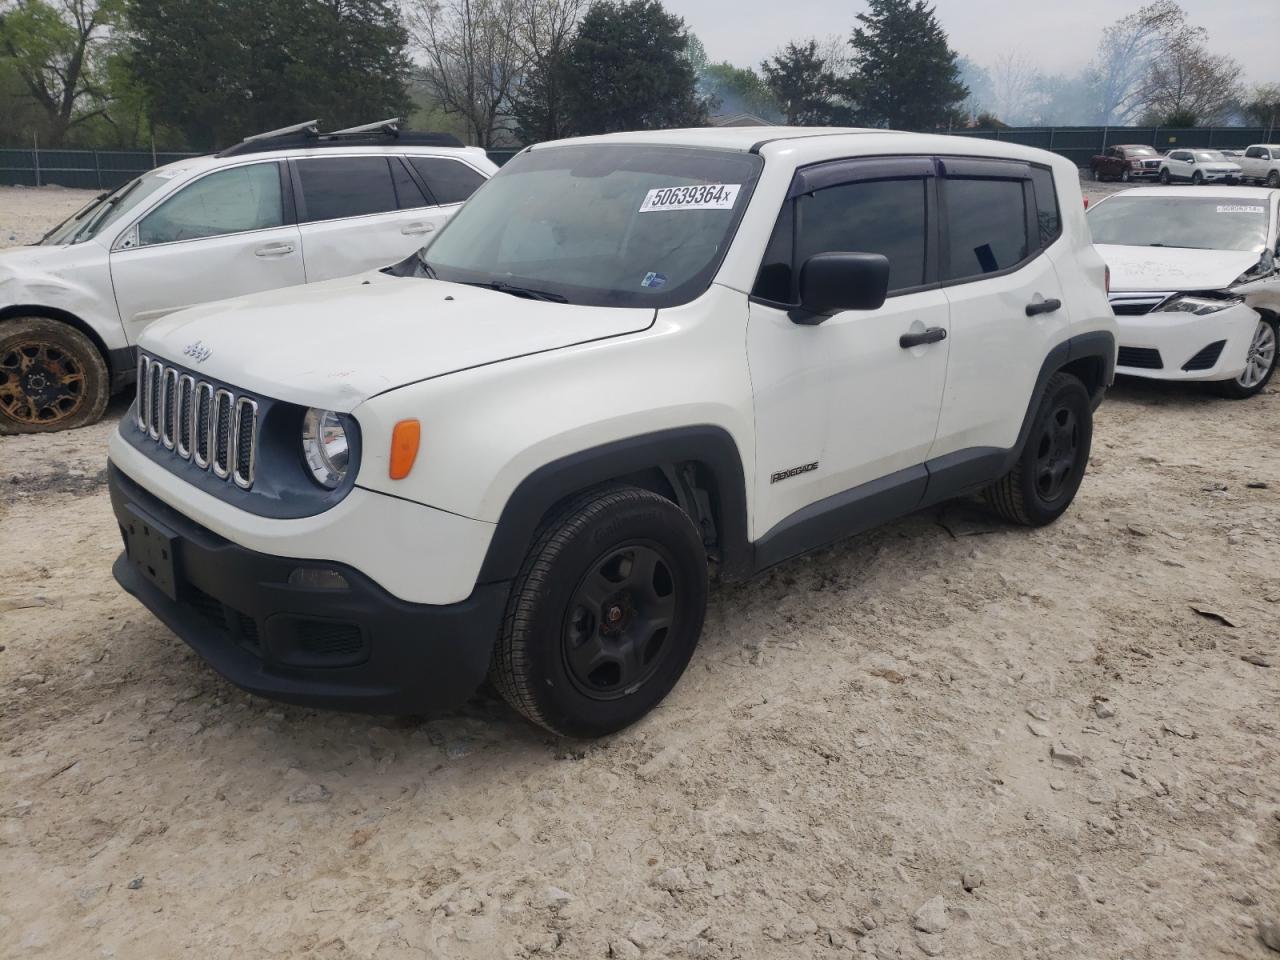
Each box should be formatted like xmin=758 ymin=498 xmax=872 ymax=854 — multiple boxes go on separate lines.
xmin=1141 ymin=33 xmax=1241 ymax=126
xmin=0 ymin=0 xmax=121 ymax=145
xmin=846 ymin=0 xmax=967 ymax=129
xmin=760 ymin=40 xmax=842 ymax=125
xmin=125 ymin=0 xmax=411 ymax=150
xmin=1241 ymin=84 xmax=1280 ymax=134
xmin=1087 ymin=0 xmax=1191 ymax=124
xmin=954 ymin=55 xmax=993 ymax=122
xmin=988 ymin=53 xmax=1043 ymax=126
xmin=409 ymin=0 xmax=524 ymax=148
xmin=509 ymin=0 xmax=586 ymax=144
xmin=701 ymin=60 xmax=780 ymax=121
xmin=560 ymin=0 xmax=706 ymax=136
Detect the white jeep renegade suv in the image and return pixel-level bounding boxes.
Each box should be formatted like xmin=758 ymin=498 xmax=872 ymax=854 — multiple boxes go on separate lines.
xmin=0 ymin=120 xmax=494 ymax=433
xmin=107 ymin=127 xmax=1117 ymax=737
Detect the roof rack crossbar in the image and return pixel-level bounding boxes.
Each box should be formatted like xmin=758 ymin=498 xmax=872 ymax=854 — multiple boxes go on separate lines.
xmin=328 ymin=117 xmax=403 ymax=136
xmin=241 ymin=119 xmax=320 ymax=143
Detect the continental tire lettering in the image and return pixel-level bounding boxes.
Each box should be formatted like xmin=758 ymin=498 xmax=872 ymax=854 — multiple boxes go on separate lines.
xmin=770 ymin=462 xmax=818 ymax=484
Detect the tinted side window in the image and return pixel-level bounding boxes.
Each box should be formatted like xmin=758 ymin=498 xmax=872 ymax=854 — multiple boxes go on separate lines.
xmin=409 ymin=157 xmax=486 ymax=204
xmin=1245 ymin=147 xmax=1263 ymax=159
xmin=391 ymin=158 xmax=428 ymax=208
xmin=138 ymin=163 xmax=282 ymax=246
xmin=943 ymin=178 xmax=1028 ymax=281
xmin=1028 ymin=167 xmax=1061 ymax=249
xmin=296 ymin=157 xmax=398 ymax=222
xmin=798 ymin=178 xmax=928 ymax=293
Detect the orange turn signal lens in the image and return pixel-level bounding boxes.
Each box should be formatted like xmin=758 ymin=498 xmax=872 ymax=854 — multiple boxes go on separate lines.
xmin=389 ymin=419 xmax=421 ymax=480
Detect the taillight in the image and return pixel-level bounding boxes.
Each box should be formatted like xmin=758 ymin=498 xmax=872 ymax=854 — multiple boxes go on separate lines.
xmin=1083 ymin=196 xmax=1090 ymax=209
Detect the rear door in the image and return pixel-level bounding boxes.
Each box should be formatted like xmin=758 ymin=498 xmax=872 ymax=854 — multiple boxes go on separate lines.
xmin=929 ymin=158 xmax=1069 ymax=459
xmin=109 ymin=160 xmax=305 ymax=343
xmin=291 ymin=154 xmax=451 ymax=281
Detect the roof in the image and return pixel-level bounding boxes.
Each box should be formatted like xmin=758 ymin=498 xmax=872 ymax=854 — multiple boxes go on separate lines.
xmin=529 ymin=126 xmax=875 ymax=152
xmin=147 ymin=142 xmax=491 ymax=179
xmin=708 ymin=113 xmax=773 ymax=128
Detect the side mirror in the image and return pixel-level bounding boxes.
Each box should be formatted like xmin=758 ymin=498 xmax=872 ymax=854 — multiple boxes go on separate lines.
xmin=794 ymin=252 xmax=890 ymax=323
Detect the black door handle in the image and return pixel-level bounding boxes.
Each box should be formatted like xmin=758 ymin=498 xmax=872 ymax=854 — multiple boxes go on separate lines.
xmin=1026 ymin=298 xmax=1062 ymax=317
xmin=899 ymin=326 xmax=947 ymax=349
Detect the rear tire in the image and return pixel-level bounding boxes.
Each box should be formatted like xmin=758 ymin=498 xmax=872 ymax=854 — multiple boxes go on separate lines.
xmin=0 ymin=317 xmax=109 ymax=434
xmin=1213 ymin=316 xmax=1278 ymax=400
xmin=490 ymin=486 xmax=708 ymax=738
xmin=984 ymin=373 xmax=1092 ymax=527
xmin=1268 ymin=170 xmax=1280 ymax=188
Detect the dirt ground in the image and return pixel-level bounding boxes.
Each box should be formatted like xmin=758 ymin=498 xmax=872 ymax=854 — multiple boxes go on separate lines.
xmin=1 ymin=181 xmax=1278 ymax=960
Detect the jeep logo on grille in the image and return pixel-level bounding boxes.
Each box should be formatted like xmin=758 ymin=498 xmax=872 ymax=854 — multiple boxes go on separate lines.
xmin=183 ymin=341 xmax=211 ymax=363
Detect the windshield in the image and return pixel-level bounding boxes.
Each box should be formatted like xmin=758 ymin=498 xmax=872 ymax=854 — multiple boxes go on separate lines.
xmin=40 ymin=169 xmax=177 ymax=245
xmin=1193 ymin=151 xmax=1226 ymax=162
xmin=1088 ymin=196 xmax=1269 ymax=252
xmin=418 ymin=143 xmax=763 ymax=307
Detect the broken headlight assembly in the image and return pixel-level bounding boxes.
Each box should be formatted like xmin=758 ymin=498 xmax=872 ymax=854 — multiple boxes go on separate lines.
xmin=1154 ymin=295 xmax=1242 ymax=316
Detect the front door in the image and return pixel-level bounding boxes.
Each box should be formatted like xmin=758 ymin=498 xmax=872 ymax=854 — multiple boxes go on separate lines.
xmin=746 ymin=158 xmax=948 ymax=538
xmin=110 ymin=161 xmax=305 ymax=343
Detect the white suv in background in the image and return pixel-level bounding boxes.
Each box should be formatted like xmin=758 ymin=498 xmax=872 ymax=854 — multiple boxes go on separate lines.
xmin=0 ymin=120 xmax=495 ymax=433
xmin=1158 ymin=149 xmax=1243 ymax=185
xmin=107 ymin=128 xmax=1117 ymax=738
xmin=1240 ymin=145 xmax=1280 ymax=187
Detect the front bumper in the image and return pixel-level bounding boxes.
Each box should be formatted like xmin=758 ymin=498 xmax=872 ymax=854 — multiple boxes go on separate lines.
xmin=1114 ymin=301 xmax=1258 ymax=381
xmin=109 ymin=464 xmax=507 ymax=713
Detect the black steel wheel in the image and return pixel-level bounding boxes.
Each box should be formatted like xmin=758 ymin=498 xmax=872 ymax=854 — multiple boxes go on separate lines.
xmin=0 ymin=317 xmax=109 ymax=433
xmin=984 ymin=372 xmax=1092 ymax=526
xmin=491 ymin=486 xmax=708 ymax=738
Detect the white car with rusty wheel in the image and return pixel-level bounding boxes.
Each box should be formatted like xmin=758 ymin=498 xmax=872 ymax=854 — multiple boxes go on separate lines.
xmin=0 ymin=120 xmax=494 ymax=433
xmin=1088 ymin=185 xmax=1280 ymax=397
xmin=107 ymin=127 xmax=1116 ymax=738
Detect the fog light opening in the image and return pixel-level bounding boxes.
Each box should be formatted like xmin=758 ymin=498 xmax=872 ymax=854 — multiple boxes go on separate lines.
xmin=287 ymin=568 xmax=350 ymax=590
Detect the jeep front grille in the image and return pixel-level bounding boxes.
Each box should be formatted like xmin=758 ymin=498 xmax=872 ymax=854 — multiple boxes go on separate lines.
xmin=135 ymin=354 xmax=258 ymax=489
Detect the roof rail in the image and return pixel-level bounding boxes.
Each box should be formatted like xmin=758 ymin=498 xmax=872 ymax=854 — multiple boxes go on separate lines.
xmin=242 ymin=119 xmax=320 ymax=143
xmin=215 ymin=121 xmax=465 ymax=158
xmin=328 ymin=117 xmax=402 ymax=136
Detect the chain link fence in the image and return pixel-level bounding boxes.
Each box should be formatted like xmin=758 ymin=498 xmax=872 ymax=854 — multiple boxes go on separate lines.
xmin=2 ymin=128 xmax=1275 ymax=188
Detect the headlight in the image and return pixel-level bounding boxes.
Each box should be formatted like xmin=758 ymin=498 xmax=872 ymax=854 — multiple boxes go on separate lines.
xmin=1154 ymin=296 xmax=1239 ymax=316
xmin=301 ymin=408 xmax=349 ymax=488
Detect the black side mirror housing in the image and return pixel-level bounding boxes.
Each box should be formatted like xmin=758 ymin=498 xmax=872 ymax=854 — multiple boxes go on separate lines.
xmin=794 ymin=252 xmax=890 ymax=323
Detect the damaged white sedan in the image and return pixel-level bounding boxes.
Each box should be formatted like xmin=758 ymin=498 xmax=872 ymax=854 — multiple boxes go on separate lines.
xmin=1089 ymin=185 xmax=1280 ymax=398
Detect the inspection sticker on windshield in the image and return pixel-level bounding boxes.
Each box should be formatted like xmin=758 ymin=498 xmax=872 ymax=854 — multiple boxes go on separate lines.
xmin=1216 ymin=204 xmax=1264 ymax=214
xmin=640 ymin=183 xmax=741 ymax=212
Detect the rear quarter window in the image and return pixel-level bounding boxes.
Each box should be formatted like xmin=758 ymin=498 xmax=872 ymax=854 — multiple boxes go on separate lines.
xmin=296 ymin=156 xmax=399 ymax=222
xmin=1028 ymin=166 xmax=1061 ymax=249
xmin=408 ymin=157 xmax=486 ymax=204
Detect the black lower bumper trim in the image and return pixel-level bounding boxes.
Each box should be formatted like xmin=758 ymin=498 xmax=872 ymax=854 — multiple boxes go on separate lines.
xmin=108 ymin=462 xmax=507 ymax=714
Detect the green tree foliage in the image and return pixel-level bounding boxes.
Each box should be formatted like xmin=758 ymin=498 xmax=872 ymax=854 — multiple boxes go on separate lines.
xmin=701 ymin=61 xmax=780 ymax=122
xmin=124 ymin=0 xmax=411 ymax=149
xmin=0 ymin=0 xmax=121 ymax=145
xmin=560 ymin=0 xmax=706 ymax=135
xmin=1240 ymin=84 xmax=1280 ymax=131
xmin=846 ymin=0 xmax=967 ymax=129
xmin=760 ymin=40 xmax=843 ymax=125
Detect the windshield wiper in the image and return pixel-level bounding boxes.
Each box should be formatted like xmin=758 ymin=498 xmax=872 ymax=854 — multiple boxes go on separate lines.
xmin=463 ymin=280 xmax=568 ymax=303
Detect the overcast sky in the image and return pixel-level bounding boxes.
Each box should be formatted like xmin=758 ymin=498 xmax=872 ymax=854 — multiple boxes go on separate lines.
xmin=676 ymin=0 xmax=1278 ymax=85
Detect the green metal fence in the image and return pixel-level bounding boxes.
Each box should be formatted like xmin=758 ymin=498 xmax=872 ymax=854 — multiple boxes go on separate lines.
xmin=1 ymin=128 xmax=1274 ymax=188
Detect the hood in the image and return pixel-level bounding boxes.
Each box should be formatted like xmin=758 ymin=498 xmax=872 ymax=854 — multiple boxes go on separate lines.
xmin=0 ymin=243 xmax=80 ymax=275
xmin=138 ymin=272 xmax=656 ymax=410
xmin=1097 ymin=244 xmax=1262 ymax=292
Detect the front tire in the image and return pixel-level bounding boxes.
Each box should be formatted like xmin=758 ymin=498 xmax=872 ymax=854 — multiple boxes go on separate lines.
xmin=0 ymin=317 xmax=109 ymax=434
xmin=984 ymin=373 xmax=1092 ymax=527
xmin=1120 ymin=168 xmax=1131 ymax=183
xmin=1159 ymin=168 xmax=1171 ymax=184
xmin=1214 ymin=316 xmax=1278 ymax=400
xmin=491 ymin=486 xmax=708 ymax=738
xmin=1192 ymin=170 xmax=1204 ymax=185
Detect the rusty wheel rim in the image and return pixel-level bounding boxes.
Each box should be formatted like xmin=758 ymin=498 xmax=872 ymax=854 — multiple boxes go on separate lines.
xmin=0 ymin=339 xmax=88 ymax=425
